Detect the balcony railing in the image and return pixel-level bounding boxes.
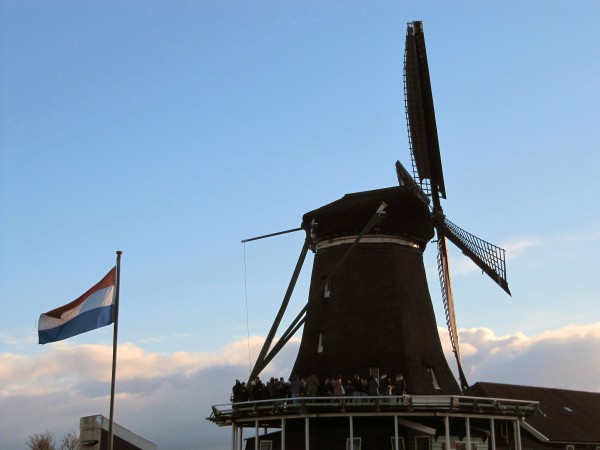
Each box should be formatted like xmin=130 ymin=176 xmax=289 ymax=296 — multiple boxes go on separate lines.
xmin=208 ymin=395 xmax=539 ymax=425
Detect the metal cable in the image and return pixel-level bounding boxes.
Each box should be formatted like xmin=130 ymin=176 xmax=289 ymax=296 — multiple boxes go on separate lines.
xmin=243 ymin=242 xmax=252 ymax=375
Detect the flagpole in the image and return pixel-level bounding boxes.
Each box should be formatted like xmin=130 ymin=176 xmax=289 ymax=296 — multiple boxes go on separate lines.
xmin=108 ymin=251 xmax=122 ymax=450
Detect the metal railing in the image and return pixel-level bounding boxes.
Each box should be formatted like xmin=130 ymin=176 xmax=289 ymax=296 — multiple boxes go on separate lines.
xmin=208 ymin=394 xmax=539 ymax=425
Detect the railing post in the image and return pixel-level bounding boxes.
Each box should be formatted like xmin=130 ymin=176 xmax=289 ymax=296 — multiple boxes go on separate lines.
xmin=305 ymin=417 xmax=310 ymax=450
xmin=255 ymin=420 xmax=259 ymax=450
xmin=490 ymin=418 xmax=496 ymax=450
xmin=515 ymin=419 xmax=522 ymax=450
xmin=231 ymin=423 xmax=236 ymax=450
xmin=444 ymin=416 xmax=451 ymax=450
xmin=394 ymin=416 xmax=399 ymax=450
xmin=349 ymin=415 xmax=354 ymax=450
xmin=466 ymin=417 xmax=471 ymax=450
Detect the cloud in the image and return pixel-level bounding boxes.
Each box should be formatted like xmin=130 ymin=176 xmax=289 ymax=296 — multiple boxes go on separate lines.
xmin=2 ymin=326 xmax=600 ymax=450
xmin=560 ymin=227 xmax=600 ymax=243
xmin=0 ymin=335 xmax=300 ymax=397
xmin=0 ymin=331 xmax=36 ymax=346
xmin=0 ymin=336 xmax=300 ymax=450
xmin=503 ymin=237 xmax=543 ymax=260
xmin=440 ymin=322 xmax=600 ymax=392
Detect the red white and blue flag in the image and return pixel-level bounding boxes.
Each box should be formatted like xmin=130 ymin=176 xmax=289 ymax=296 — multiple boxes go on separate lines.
xmin=38 ymin=268 xmax=116 ymax=344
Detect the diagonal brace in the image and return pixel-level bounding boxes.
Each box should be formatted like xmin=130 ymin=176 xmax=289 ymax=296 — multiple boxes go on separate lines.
xmin=250 ymin=202 xmax=388 ymax=378
xmin=250 ymin=238 xmax=310 ymax=379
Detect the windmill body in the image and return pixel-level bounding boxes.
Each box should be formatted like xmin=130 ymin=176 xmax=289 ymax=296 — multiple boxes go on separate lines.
xmin=291 ymin=186 xmax=461 ymax=395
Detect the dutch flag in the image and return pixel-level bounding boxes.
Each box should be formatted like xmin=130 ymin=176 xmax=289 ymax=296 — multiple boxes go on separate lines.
xmin=38 ymin=268 xmax=116 ymax=344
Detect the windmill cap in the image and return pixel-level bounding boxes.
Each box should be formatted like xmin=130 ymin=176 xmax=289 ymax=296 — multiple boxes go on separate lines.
xmin=302 ymin=186 xmax=433 ymax=244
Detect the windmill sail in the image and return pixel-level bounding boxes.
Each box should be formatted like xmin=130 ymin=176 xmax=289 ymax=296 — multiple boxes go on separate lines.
xmin=437 ymin=215 xmax=511 ymax=295
xmin=396 ymin=160 xmax=430 ymax=205
xmin=403 ymin=21 xmax=511 ymax=395
xmin=437 ymin=236 xmax=469 ymax=391
xmin=404 ymin=21 xmax=446 ymax=199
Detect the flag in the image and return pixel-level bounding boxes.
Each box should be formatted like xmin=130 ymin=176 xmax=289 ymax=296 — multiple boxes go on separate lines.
xmin=38 ymin=267 xmax=116 ymax=344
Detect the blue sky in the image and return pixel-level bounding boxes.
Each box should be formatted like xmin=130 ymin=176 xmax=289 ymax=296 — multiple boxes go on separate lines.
xmin=1 ymin=1 xmax=599 ymax=449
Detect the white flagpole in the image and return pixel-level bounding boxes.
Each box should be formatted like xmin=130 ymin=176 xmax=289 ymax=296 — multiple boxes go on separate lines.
xmin=108 ymin=251 xmax=122 ymax=450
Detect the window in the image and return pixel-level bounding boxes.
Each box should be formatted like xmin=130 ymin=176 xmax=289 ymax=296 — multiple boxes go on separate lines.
xmin=416 ymin=436 xmax=431 ymax=450
xmin=428 ymin=367 xmax=441 ymax=390
xmin=369 ymin=366 xmax=380 ymax=380
xmin=346 ymin=437 xmax=362 ymax=450
xmin=258 ymin=441 xmax=273 ymax=450
xmin=454 ymin=443 xmax=478 ymax=450
xmin=499 ymin=421 xmax=509 ymax=439
xmin=317 ymin=332 xmax=324 ymax=353
xmin=565 ymin=446 xmax=574 ymax=450
xmin=390 ymin=436 xmax=406 ymax=450
xmin=323 ymin=281 xmax=331 ymax=299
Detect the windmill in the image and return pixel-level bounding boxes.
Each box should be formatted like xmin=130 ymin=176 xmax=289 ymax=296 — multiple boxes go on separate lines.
xmin=247 ymin=21 xmax=511 ymax=395
xmin=210 ymin=21 xmax=540 ymax=450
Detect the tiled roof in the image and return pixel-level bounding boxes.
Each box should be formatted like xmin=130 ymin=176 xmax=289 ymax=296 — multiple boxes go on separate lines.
xmin=470 ymin=382 xmax=600 ymax=444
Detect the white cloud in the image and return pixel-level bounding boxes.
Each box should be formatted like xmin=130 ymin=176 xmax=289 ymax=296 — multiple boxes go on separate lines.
xmin=441 ymin=322 xmax=600 ymax=392
xmin=0 ymin=335 xmax=300 ymax=397
xmin=0 ymin=331 xmax=38 ymax=346
xmin=560 ymin=227 xmax=600 ymax=243
xmin=2 ymin=326 xmax=600 ymax=450
xmin=503 ymin=237 xmax=543 ymax=260
xmin=0 ymin=336 xmax=300 ymax=450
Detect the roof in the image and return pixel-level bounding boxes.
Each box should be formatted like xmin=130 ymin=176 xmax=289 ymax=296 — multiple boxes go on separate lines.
xmin=301 ymin=186 xmax=434 ymax=244
xmin=470 ymin=382 xmax=600 ymax=444
xmin=80 ymin=415 xmax=157 ymax=450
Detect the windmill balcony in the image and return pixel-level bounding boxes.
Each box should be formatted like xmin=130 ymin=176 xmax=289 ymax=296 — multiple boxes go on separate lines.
xmin=208 ymin=395 xmax=538 ymax=426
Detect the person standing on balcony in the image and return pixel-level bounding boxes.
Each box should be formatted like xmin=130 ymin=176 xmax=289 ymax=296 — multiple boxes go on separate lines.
xmin=307 ymin=373 xmax=320 ymax=397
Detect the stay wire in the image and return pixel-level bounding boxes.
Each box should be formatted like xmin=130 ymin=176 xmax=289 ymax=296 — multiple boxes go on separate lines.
xmin=243 ymin=242 xmax=252 ymax=375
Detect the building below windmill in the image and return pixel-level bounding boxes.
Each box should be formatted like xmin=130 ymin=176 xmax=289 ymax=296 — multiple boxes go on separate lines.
xmin=209 ymin=380 xmax=600 ymax=450
xmin=79 ymin=415 xmax=157 ymax=450
xmin=471 ymin=382 xmax=600 ymax=450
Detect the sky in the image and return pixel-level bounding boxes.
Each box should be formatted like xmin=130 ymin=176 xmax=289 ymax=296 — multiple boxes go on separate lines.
xmin=1 ymin=1 xmax=599 ymax=449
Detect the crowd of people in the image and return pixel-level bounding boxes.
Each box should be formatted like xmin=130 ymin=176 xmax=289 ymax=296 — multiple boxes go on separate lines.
xmin=231 ymin=372 xmax=407 ymax=403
